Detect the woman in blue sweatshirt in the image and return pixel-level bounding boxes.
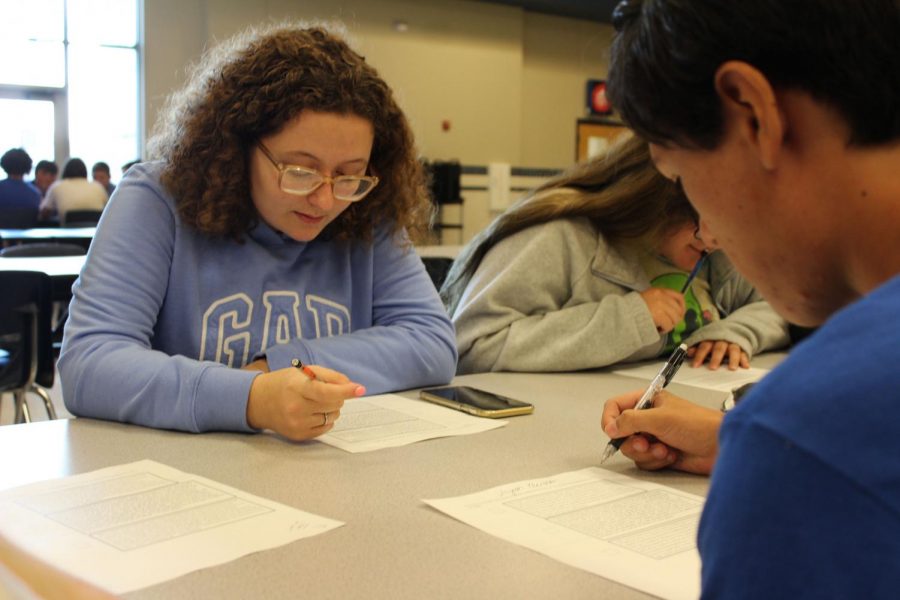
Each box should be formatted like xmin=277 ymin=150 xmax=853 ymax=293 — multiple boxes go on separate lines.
xmin=58 ymin=24 xmax=458 ymax=441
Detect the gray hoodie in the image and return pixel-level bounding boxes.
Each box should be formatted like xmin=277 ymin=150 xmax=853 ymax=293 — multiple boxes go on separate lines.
xmin=452 ymin=217 xmax=789 ymax=374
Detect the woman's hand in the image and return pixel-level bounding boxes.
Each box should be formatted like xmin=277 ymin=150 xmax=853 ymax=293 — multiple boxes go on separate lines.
xmin=246 ymin=364 xmax=365 ymax=441
xmin=688 ymin=340 xmax=749 ymax=370
xmin=640 ymin=288 xmax=686 ymax=333
xmin=601 ymin=390 xmax=722 ymax=475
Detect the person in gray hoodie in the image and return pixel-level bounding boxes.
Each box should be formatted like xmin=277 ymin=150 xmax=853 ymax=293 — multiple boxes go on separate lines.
xmin=442 ymin=135 xmax=788 ymax=374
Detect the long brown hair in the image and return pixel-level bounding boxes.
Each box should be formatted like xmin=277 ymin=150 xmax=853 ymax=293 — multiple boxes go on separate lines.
xmin=440 ymin=134 xmax=696 ymax=313
xmin=148 ymin=23 xmax=432 ymax=243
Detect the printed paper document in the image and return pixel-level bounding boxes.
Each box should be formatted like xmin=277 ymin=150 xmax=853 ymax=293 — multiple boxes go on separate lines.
xmin=614 ymin=362 xmax=769 ymax=391
xmin=425 ymin=468 xmax=702 ymax=600
xmin=0 ymin=460 xmax=343 ymax=594
xmin=319 ymin=393 xmax=506 ymax=453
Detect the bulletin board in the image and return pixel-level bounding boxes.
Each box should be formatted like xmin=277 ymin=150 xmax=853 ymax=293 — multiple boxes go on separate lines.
xmin=576 ymin=118 xmax=629 ymax=162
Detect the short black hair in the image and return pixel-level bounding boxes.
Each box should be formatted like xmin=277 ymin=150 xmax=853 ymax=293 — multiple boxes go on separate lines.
xmin=607 ymin=0 xmax=900 ymax=149
xmin=62 ymin=158 xmax=88 ymax=179
xmin=35 ymin=160 xmax=58 ymax=175
xmin=91 ymin=161 xmax=111 ymax=175
xmin=1 ymin=148 xmax=33 ymax=176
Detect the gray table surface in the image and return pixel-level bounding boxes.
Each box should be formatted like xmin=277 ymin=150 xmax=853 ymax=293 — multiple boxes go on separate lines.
xmin=0 ymin=354 xmax=786 ymax=599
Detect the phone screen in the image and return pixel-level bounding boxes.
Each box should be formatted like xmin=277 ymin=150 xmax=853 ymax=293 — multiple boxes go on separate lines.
xmin=419 ymin=386 xmax=533 ymax=417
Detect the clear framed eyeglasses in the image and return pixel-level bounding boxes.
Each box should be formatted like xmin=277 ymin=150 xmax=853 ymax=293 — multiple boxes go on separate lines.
xmin=257 ymin=141 xmax=379 ymax=202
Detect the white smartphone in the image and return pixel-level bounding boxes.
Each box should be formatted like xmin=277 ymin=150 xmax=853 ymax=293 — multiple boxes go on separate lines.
xmin=418 ymin=386 xmax=534 ymax=418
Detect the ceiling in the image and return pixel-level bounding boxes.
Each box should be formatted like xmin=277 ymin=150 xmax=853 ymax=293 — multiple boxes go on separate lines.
xmin=473 ymin=0 xmax=620 ymax=23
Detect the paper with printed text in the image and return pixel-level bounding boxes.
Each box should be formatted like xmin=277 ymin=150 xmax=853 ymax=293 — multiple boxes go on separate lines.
xmin=0 ymin=460 xmax=342 ymax=594
xmin=614 ymin=362 xmax=769 ymax=391
xmin=318 ymin=393 xmax=507 ymax=453
xmin=424 ymin=468 xmax=702 ymax=600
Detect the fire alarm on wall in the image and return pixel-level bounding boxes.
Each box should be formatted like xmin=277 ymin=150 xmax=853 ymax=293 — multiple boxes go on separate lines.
xmin=586 ymin=79 xmax=612 ymax=116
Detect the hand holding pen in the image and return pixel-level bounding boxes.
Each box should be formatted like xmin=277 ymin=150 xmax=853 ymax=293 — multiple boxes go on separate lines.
xmin=639 ymin=251 xmax=708 ymax=334
xmin=245 ymin=359 xmax=365 ymax=441
xmin=599 ymin=345 xmax=723 ymax=474
xmin=600 ymin=343 xmax=689 ymax=464
xmin=677 ymin=251 xmax=751 ymax=370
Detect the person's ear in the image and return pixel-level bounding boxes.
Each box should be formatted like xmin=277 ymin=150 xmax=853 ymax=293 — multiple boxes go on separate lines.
xmin=713 ymin=61 xmax=784 ymax=170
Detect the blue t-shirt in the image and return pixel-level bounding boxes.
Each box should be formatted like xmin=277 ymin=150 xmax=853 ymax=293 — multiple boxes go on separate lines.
xmin=59 ymin=162 xmax=457 ymax=433
xmin=698 ymin=273 xmax=900 ymax=598
xmin=0 ymin=178 xmax=40 ymax=225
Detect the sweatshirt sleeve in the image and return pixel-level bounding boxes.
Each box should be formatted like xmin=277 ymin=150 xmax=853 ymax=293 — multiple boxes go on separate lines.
xmin=452 ymin=220 xmax=661 ymax=374
xmin=262 ymin=226 xmax=458 ymax=394
xmin=684 ymin=256 xmax=790 ymax=357
xmin=684 ymin=300 xmax=790 ymax=358
xmin=58 ymin=168 xmax=258 ymax=433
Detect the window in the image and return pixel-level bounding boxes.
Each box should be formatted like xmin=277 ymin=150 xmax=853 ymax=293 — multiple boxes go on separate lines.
xmin=0 ymin=0 xmax=140 ymax=183
xmin=0 ymin=99 xmax=57 ymax=164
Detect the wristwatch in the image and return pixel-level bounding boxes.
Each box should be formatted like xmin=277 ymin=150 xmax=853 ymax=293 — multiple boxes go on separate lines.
xmin=721 ymin=382 xmax=755 ymax=413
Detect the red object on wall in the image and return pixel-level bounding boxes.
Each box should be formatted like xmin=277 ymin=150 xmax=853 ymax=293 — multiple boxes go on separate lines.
xmin=586 ymin=79 xmax=612 ymax=116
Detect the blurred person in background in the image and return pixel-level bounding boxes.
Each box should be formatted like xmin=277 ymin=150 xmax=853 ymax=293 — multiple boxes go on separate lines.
xmin=31 ymin=159 xmax=59 ymax=199
xmin=0 ymin=147 xmax=41 ymax=228
xmin=91 ymin=161 xmax=116 ymax=198
xmin=39 ymin=158 xmax=108 ymax=222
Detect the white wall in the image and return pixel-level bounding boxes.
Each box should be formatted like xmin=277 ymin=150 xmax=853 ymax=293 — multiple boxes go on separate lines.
xmin=144 ymin=0 xmax=613 ymax=170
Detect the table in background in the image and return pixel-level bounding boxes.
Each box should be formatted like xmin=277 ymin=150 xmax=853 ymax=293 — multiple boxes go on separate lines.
xmin=0 ymin=227 xmax=95 ymax=249
xmin=0 ymin=254 xmax=86 ymax=278
xmin=0 ymin=254 xmax=86 ymax=300
xmin=0 ymin=354 xmax=786 ymax=599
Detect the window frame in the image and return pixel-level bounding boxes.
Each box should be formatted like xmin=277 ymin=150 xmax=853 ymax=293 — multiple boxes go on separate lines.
xmin=0 ymin=0 xmax=142 ymax=178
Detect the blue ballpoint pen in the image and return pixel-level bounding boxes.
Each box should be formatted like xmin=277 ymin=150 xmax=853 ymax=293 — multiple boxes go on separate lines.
xmin=680 ymin=251 xmax=708 ymax=294
xmin=600 ymin=343 xmax=689 ymax=463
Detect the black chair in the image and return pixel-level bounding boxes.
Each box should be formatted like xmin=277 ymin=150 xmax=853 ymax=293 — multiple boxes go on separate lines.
xmin=0 ymin=206 xmax=39 ymax=229
xmin=421 ymin=256 xmax=455 ymax=290
xmin=423 ymin=160 xmax=464 ymax=243
xmin=0 ymin=271 xmax=57 ymax=423
xmin=0 ymin=243 xmax=86 ymax=355
xmin=61 ymin=209 xmax=102 ymax=227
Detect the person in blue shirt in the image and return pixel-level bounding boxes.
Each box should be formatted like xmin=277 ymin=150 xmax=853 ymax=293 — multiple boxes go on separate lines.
xmin=31 ymin=160 xmax=58 ymax=200
xmin=600 ymin=0 xmax=900 ymax=597
xmin=90 ymin=161 xmax=116 ymax=198
xmin=59 ymin=23 xmax=457 ymax=442
xmin=0 ymin=148 xmax=41 ymax=228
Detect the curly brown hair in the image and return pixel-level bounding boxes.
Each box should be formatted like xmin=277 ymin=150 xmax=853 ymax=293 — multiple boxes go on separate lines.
xmin=148 ymin=22 xmax=432 ymax=243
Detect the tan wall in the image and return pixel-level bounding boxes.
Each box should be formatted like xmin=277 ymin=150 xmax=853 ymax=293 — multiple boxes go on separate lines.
xmin=144 ymin=0 xmax=612 ymax=170
xmin=143 ymin=0 xmax=206 ymax=143
xmin=520 ymin=12 xmax=615 ymax=167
